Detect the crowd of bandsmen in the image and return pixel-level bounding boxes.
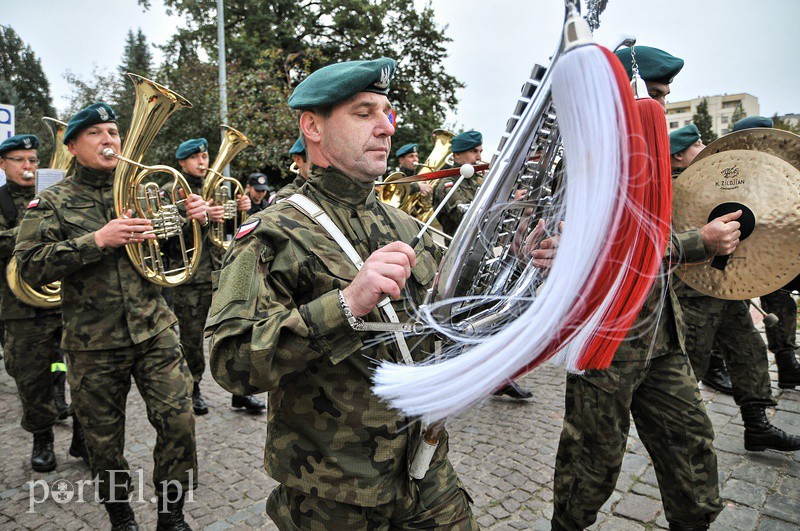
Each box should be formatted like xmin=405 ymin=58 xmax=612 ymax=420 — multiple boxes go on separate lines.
xmin=0 ymin=43 xmax=797 ymax=531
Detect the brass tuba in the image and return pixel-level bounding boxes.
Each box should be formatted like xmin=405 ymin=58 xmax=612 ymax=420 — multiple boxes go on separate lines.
xmin=5 ymin=117 xmax=74 ymax=309
xmin=201 ymin=125 xmax=252 ymax=250
xmin=103 ymin=73 xmax=202 ymax=287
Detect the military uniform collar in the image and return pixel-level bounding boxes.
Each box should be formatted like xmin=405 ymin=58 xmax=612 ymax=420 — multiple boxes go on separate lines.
xmin=671 ymin=167 xmax=685 ymax=179
xmin=184 ymin=174 xmax=204 ymax=187
xmin=6 ymin=178 xmax=34 ymax=198
xmin=307 ymin=165 xmax=376 ymax=209
xmin=74 ymin=163 xmax=114 ymax=188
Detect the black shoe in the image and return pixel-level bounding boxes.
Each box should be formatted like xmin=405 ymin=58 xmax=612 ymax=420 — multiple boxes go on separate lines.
xmin=53 ymin=371 xmax=70 ymax=421
xmin=700 ymin=365 xmax=733 ymax=395
xmin=741 ymin=404 xmax=800 ymax=452
xmin=191 ymin=383 xmax=208 ymax=416
xmin=104 ymin=501 xmax=138 ymax=531
xmin=31 ymin=429 xmax=56 ymax=472
xmin=775 ymin=350 xmax=800 ymax=390
xmin=668 ymin=524 xmax=709 ymax=530
xmin=156 ymin=491 xmax=193 ymax=531
xmin=231 ymin=394 xmax=266 ymax=413
xmin=493 ymin=381 xmax=533 ymax=400
xmin=68 ymin=415 xmax=89 ymax=465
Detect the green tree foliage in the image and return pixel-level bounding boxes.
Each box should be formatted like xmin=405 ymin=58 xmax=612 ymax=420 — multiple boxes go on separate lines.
xmin=0 ymin=26 xmax=58 ymax=163
xmin=772 ymin=113 xmax=800 ymax=135
xmin=729 ymin=102 xmax=746 ymax=129
xmin=62 ymin=66 xmax=117 ymax=117
xmin=693 ymin=99 xmax=717 ymax=145
xmin=114 ymin=29 xmax=154 ymax=136
xmin=139 ymin=0 xmax=463 ymax=185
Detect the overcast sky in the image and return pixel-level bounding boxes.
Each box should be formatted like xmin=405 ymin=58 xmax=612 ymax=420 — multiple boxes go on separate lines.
xmin=4 ymin=0 xmax=798 ymax=153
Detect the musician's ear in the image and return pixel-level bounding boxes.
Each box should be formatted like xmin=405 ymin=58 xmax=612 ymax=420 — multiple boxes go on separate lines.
xmin=300 ymin=111 xmax=323 ymax=144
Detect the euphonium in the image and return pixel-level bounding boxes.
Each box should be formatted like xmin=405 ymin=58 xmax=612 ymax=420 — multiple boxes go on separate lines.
xmin=104 ymin=73 xmax=202 ymax=287
xmin=6 ymin=117 xmax=74 ymax=309
xmin=201 ymin=125 xmax=252 ymax=250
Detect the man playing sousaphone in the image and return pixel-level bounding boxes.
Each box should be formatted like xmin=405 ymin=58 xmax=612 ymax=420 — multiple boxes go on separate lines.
xmin=15 ymin=103 xmax=207 ymax=529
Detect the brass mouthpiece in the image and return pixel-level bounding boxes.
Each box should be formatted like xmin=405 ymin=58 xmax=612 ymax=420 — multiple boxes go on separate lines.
xmin=102 ymin=148 xmax=117 ymax=159
xmin=22 ymin=171 xmax=35 ymax=180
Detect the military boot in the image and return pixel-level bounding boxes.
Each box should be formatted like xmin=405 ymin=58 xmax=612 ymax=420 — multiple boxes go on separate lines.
xmin=231 ymin=394 xmax=266 ymax=413
xmin=668 ymin=524 xmax=709 ymax=530
xmin=775 ymin=350 xmax=800 ymax=389
xmin=68 ymin=415 xmax=89 ymax=464
xmin=191 ymin=383 xmax=208 ymax=416
xmin=53 ymin=371 xmax=70 ymax=421
xmin=156 ymin=491 xmax=193 ymax=531
xmin=700 ymin=354 xmax=733 ymax=395
xmin=741 ymin=403 xmax=800 ymax=452
xmin=493 ymin=380 xmax=534 ymax=399
xmin=104 ymin=501 xmax=138 ymax=531
xmin=31 ymin=428 xmax=56 ymax=472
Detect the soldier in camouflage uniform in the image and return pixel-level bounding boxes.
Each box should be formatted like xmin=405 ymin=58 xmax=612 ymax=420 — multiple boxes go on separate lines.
xmin=271 ymin=136 xmax=311 ymax=204
xmin=0 ymin=134 xmax=87 ymax=472
xmin=431 ymin=131 xmax=483 ymax=237
xmin=207 ymin=58 xmax=477 ymax=529
xmin=551 ymin=47 xmax=730 ymax=531
xmin=391 ymin=142 xmax=433 ymax=197
xmin=670 ymin=123 xmax=800 ymax=453
xmin=173 ymin=138 xmax=265 ymax=415
xmin=15 ymin=103 xmax=206 ymax=530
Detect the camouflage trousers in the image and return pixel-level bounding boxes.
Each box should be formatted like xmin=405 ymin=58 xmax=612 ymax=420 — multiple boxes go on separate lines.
xmin=66 ymin=327 xmax=197 ymax=501
xmin=681 ymin=296 xmax=774 ymax=406
xmin=761 ymin=289 xmax=798 ymax=356
xmin=552 ymin=351 xmax=723 ymax=529
xmin=172 ymin=282 xmax=212 ymax=382
xmin=266 ymin=457 xmax=476 ymax=530
xmin=2 ymin=314 xmax=62 ymax=433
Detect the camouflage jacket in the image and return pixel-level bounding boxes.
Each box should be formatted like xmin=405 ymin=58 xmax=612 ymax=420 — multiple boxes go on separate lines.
xmin=272 ymin=175 xmax=306 ymax=203
xmin=14 ymin=164 xmax=177 ymax=350
xmin=207 ymin=166 xmax=444 ymax=507
xmin=612 ymin=230 xmax=708 ymax=361
xmin=0 ymin=180 xmax=61 ymax=321
xmin=432 ymin=164 xmax=480 ymax=235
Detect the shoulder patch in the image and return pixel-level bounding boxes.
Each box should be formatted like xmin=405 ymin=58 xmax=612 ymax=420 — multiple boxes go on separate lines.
xmin=235 ymin=218 xmax=261 ymax=239
xmin=444 ymin=182 xmax=454 ymax=189
xmin=27 ymin=198 xmax=40 ymax=209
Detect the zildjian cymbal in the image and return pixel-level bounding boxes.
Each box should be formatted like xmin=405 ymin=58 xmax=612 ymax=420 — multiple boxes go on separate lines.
xmin=693 ymin=127 xmax=800 ymax=170
xmin=673 ymin=149 xmax=800 ymax=300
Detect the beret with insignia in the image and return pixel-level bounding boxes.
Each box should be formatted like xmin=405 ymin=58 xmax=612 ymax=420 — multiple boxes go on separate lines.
xmin=669 ymin=124 xmax=701 ymax=155
xmin=175 ymin=138 xmax=209 ymax=160
xmin=451 ymin=131 xmax=483 ymax=153
xmin=0 ymin=134 xmax=40 ymax=157
xmin=63 ymin=102 xmax=117 ymax=145
xmin=732 ymin=116 xmax=773 ymax=132
xmin=615 ymin=46 xmax=684 ymax=84
xmin=247 ymin=172 xmax=269 ymax=191
xmin=396 ymin=143 xmax=418 ymax=158
xmin=289 ymin=137 xmax=306 ymax=156
xmin=289 ymin=57 xmax=396 ymax=110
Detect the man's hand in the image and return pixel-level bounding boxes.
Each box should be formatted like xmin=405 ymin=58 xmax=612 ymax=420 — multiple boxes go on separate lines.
xmin=94 ymin=209 xmax=155 ymax=249
xmin=205 ymin=198 xmax=226 ymax=223
xmin=237 ymin=194 xmax=252 ymax=212
xmin=529 ymin=220 xmax=562 ymax=270
xmin=701 ymin=210 xmax=741 ymax=256
xmin=185 ymin=194 xmax=210 ymax=224
xmin=417 ymin=182 xmax=433 ymax=196
xmin=341 ymin=241 xmax=416 ymax=318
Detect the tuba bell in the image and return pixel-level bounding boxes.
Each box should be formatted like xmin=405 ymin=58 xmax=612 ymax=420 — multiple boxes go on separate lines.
xmin=103 ymin=73 xmax=202 ymax=287
xmin=201 ymin=125 xmax=252 ymax=250
xmin=6 ymin=117 xmax=74 ymax=309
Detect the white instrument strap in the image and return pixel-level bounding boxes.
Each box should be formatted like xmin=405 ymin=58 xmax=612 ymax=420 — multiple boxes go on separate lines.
xmin=284 ymin=194 xmax=413 ymax=365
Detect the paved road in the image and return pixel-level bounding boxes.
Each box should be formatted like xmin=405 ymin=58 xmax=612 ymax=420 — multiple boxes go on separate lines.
xmin=1 ymin=336 xmax=798 ymax=529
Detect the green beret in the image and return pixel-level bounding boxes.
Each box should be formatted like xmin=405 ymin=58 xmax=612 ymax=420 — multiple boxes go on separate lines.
xmin=669 ymin=124 xmax=701 ymax=155
xmin=175 ymin=138 xmax=208 ymax=160
xmin=451 ymin=131 xmax=482 ymax=153
xmin=0 ymin=134 xmax=40 ymax=156
xmin=63 ymin=102 xmax=116 ymax=145
xmin=289 ymin=137 xmax=305 ymax=156
xmin=288 ymin=57 xmax=395 ymax=110
xmin=732 ymin=116 xmax=773 ymax=132
xmin=396 ymin=143 xmax=418 ymax=158
xmin=614 ymin=46 xmax=684 ymax=84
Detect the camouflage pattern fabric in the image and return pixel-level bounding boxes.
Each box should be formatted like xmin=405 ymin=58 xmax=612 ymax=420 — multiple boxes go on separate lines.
xmin=66 ymin=327 xmax=196 ymax=501
xmin=761 ymin=288 xmax=798 ymax=355
xmin=272 ymin=175 xmax=307 ymax=203
xmin=265 ymin=457 xmax=475 ymax=530
xmin=678 ymin=286 xmax=774 ymax=406
xmin=172 ymin=282 xmax=212 ymax=382
xmin=431 ymin=165 xmax=479 ymax=236
xmin=207 ymin=167 xmax=473 ymax=516
xmin=3 ymin=314 xmax=61 ymax=432
xmin=14 ymin=164 xmax=177 ymax=350
xmin=552 ymin=351 xmax=723 ymax=529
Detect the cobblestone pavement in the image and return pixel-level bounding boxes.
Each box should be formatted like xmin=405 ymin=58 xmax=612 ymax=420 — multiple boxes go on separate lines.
xmin=1 ymin=334 xmax=799 ymax=530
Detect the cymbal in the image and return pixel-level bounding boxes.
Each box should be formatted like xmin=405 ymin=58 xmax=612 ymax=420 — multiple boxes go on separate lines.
xmin=694 ymin=128 xmax=800 ymax=170
xmin=673 ymin=149 xmax=800 ymax=300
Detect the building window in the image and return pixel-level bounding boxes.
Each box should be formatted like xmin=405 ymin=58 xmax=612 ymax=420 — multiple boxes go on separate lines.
xmin=670 ymin=121 xmax=679 ymax=129
xmin=721 ymin=116 xmax=729 ymax=124
xmin=722 ymin=100 xmax=741 ymax=109
xmin=721 ymin=128 xmax=729 ymax=134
